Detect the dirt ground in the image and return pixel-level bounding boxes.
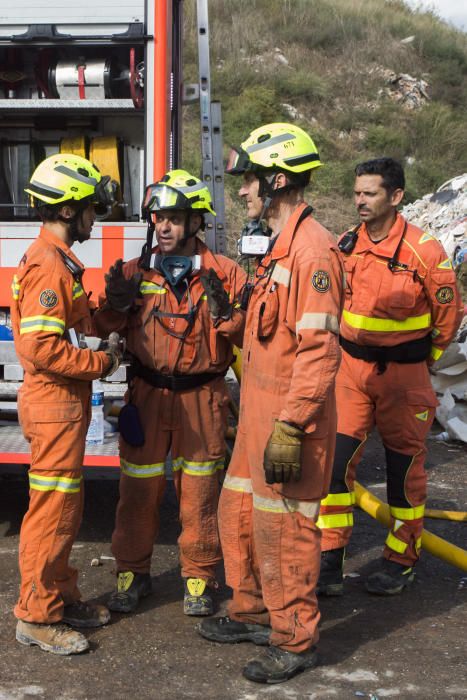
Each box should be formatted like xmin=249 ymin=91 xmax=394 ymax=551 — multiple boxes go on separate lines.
xmin=0 ymin=429 xmax=466 ymax=700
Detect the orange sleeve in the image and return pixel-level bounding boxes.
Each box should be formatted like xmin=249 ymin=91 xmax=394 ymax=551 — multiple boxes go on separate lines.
xmin=279 ymin=248 xmax=344 ymax=428
xmin=16 ymin=258 xmax=109 ymax=380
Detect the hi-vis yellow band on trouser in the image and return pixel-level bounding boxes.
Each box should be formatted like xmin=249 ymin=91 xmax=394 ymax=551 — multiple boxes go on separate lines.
xmin=29 ymin=473 xmax=82 ymax=494
xmin=72 ymin=282 xmax=85 ymax=300
xmin=120 ymin=458 xmax=165 ymax=478
xmin=316 ymin=512 xmax=354 ymax=529
xmin=296 ymin=312 xmax=339 ymax=335
xmin=253 ymin=493 xmax=320 ymax=519
xmin=390 ymin=504 xmax=425 ymax=520
xmin=342 ymin=310 xmax=431 ymax=333
xmin=385 ymin=531 xmax=408 ymax=554
xmin=172 ymin=457 xmax=224 ymax=476
xmin=430 ymin=345 xmax=443 ymax=361
xmin=320 ymin=491 xmax=356 ymax=507
xmin=140 ymin=281 xmax=167 ymax=295
xmin=20 ymin=315 xmax=65 ymax=335
xmin=11 ymin=275 xmax=20 ymax=300
xmin=223 ymin=475 xmax=253 ymax=493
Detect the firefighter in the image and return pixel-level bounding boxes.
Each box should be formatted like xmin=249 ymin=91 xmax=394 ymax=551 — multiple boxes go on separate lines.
xmin=12 ymin=154 xmax=122 ymax=655
xmin=317 ymin=157 xmax=463 ymax=597
xmin=93 ymin=169 xmax=246 ymax=617
xmin=198 ymin=123 xmax=345 ymax=683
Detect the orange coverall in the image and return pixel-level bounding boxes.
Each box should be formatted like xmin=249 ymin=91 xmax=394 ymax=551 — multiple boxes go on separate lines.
xmin=319 ymin=213 xmax=463 ymax=565
xmin=11 ymin=227 xmax=110 ymax=623
xmin=94 ymin=239 xmax=246 ymax=585
xmin=219 ymin=203 xmax=345 ymax=653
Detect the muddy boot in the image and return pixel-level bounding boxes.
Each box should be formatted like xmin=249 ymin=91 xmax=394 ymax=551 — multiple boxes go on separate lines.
xmin=16 ymin=620 xmax=89 ymax=656
xmin=316 ymin=547 xmax=345 ymax=596
xmin=62 ymin=600 xmax=110 ymax=628
xmin=107 ymin=572 xmax=152 ymax=613
xmin=366 ymin=559 xmax=415 ymax=595
xmin=183 ymin=578 xmax=213 ymax=616
xmin=243 ymin=645 xmax=318 ymax=684
xmin=197 ymin=616 xmax=271 ymax=645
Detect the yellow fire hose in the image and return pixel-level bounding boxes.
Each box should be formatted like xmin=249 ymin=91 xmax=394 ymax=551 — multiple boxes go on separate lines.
xmin=425 ymin=509 xmax=467 ymax=522
xmin=354 ymin=481 xmax=467 ymax=572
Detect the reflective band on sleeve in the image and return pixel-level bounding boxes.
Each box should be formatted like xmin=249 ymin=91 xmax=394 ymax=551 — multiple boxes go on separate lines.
xmin=172 ymin=456 xmax=224 ymax=476
xmin=390 ymin=504 xmax=425 ymax=520
xmin=223 ymin=474 xmax=253 ymax=493
xmin=316 ymin=512 xmax=354 ymax=529
xmin=11 ymin=275 xmax=20 ymax=300
xmin=29 ymin=473 xmax=82 ymax=494
xmin=72 ymin=282 xmax=85 ymax=300
xmin=253 ymin=493 xmax=320 ymax=518
xmin=271 ymin=264 xmax=291 ymax=288
xmin=320 ymin=491 xmax=356 ymax=507
xmin=342 ymin=310 xmax=431 ymax=333
xmin=120 ymin=458 xmax=165 ymax=478
xmin=385 ymin=531 xmax=408 ymax=554
xmin=296 ymin=312 xmax=339 ymax=335
xmin=140 ymin=281 xmax=167 ymax=295
xmin=20 ymin=315 xmax=65 ymax=335
xmin=430 ymin=346 xmax=443 ymax=361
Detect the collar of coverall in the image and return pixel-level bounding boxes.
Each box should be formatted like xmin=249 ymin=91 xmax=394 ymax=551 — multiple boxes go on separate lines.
xmin=351 ymin=211 xmax=407 ymax=258
xmin=149 ymin=236 xmax=229 ymax=287
xmin=39 ymin=226 xmax=85 ymax=273
xmin=259 ymin=202 xmax=311 ymax=268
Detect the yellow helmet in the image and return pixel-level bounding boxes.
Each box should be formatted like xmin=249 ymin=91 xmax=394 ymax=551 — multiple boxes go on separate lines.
xmin=226 ymin=122 xmax=322 ymax=176
xmin=25 ymin=153 xmax=115 ymax=213
xmin=142 ymin=169 xmax=216 ymax=219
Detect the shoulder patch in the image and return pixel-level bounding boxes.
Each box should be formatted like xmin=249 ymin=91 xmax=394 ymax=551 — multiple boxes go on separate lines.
xmin=39 ymin=289 xmax=59 ymax=309
xmin=435 ymin=286 xmax=454 ymax=304
xmin=418 ymin=232 xmax=436 ymax=244
xmin=437 ymin=258 xmax=453 ymax=270
xmin=312 ymin=270 xmax=331 ymax=293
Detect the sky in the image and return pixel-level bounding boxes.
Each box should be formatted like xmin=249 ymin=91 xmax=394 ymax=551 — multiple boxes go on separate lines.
xmin=405 ymin=0 xmax=467 ymax=30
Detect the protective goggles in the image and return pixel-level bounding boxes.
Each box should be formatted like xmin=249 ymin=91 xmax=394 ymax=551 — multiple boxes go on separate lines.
xmin=225 ymin=146 xmax=254 ymax=175
xmin=141 ymin=183 xmax=191 ymax=218
xmin=92 ymin=175 xmax=117 ymax=216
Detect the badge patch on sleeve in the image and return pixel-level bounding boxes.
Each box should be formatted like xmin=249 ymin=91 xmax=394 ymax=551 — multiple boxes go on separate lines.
xmin=312 ymin=270 xmax=331 ymax=293
xmin=435 ymin=286 xmax=454 ymax=304
xmin=39 ymin=289 xmax=58 ymax=309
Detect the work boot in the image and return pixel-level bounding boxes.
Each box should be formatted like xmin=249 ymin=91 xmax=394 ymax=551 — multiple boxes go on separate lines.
xmin=107 ymin=571 xmax=152 ymax=613
xmin=16 ymin=620 xmax=89 ymax=656
xmin=243 ymin=645 xmax=318 ymax=684
xmin=366 ymin=559 xmax=415 ymax=595
xmin=62 ymin=600 xmax=110 ymax=628
xmin=316 ymin=547 xmax=345 ymax=596
xmin=197 ymin=615 xmax=270 ymax=645
xmin=183 ymin=578 xmax=213 ymax=616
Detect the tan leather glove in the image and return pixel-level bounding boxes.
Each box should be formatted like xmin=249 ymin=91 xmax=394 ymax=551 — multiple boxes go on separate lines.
xmin=101 ymin=332 xmax=124 ymax=378
xmin=105 ymin=259 xmax=142 ymax=313
xmin=264 ymin=420 xmax=305 ymax=484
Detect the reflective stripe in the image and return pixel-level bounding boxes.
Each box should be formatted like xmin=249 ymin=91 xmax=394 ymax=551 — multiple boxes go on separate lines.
xmin=172 ymin=457 xmax=224 ymax=476
xmin=342 ymin=310 xmax=431 ymax=333
xmin=20 ymin=315 xmax=65 ymax=335
xmin=431 ymin=328 xmax=441 ymax=338
xmin=72 ymin=282 xmax=85 ymax=300
xmin=296 ymin=312 xmax=339 ymax=335
xmin=320 ymin=491 xmax=356 ymax=507
xmin=271 ymin=263 xmax=291 ymax=288
xmin=385 ymin=531 xmax=408 ymax=554
xmin=121 ymin=458 xmax=165 ymax=478
xmin=247 ymin=132 xmax=294 ymax=153
xmin=11 ymin=275 xmax=20 ymax=300
xmin=223 ymin=474 xmax=253 ymax=493
xmin=29 ymin=473 xmax=82 ymax=494
xmin=140 ymin=281 xmax=166 ymax=295
xmin=201 ymin=294 xmax=208 ymax=301
xmin=390 ymin=504 xmax=425 ymax=520
xmin=316 ymin=512 xmax=354 ymax=529
xmin=430 ymin=345 xmax=443 ymax=361
xmin=253 ymin=493 xmax=320 ymax=518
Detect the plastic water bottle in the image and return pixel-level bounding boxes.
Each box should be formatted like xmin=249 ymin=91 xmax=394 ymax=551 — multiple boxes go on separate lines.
xmin=86 ymin=382 xmax=105 ymax=445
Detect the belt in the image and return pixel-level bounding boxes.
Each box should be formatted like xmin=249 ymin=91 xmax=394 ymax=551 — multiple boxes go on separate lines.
xmin=340 ymin=334 xmax=432 ymax=373
xmin=128 ymin=358 xmax=226 ymax=391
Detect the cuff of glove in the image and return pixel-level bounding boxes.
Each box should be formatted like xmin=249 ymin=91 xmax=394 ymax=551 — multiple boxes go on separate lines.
xmin=101 ymin=351 xmax=120 ymax=378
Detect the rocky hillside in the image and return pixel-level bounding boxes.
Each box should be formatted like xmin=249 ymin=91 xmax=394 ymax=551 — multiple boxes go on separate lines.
xmin=182 ymin=0 xmax=467 ymax=249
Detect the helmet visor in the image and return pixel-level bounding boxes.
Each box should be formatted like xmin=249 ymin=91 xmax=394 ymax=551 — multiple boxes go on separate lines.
xmin=141 ymin=183 xmax=191 ymax=217
xmin=225 ymin=147 xmax=252 ymax=175
xmin=93 ymin=176 xmax=117 ymax=216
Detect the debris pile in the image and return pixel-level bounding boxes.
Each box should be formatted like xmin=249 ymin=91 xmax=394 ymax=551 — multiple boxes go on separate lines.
xmin=371 ymin=66 xmax=431 ymax=109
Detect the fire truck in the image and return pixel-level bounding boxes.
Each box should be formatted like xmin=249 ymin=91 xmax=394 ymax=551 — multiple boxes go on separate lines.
xmin=0 ymin=0 xmax=226 ymax=472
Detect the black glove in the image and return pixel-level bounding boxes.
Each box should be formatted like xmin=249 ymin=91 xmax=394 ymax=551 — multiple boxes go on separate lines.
xmin=200 ymin=268 xmax=232 ymax=324
xmin=263 ymin=420 xmax=305 ymax=484
xmin=105 ymin=259 xmax=142 ymax=313
xmin=101 ymin=332 xmax=124 ymax=378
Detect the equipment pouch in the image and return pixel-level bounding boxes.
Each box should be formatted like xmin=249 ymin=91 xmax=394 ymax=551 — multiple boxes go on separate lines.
xmin=118 ymin=402 xmax=145 ymax=447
